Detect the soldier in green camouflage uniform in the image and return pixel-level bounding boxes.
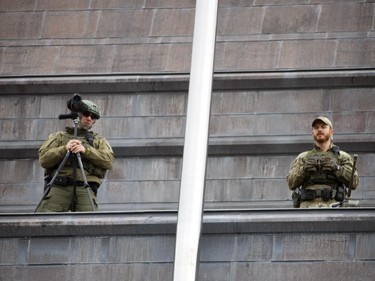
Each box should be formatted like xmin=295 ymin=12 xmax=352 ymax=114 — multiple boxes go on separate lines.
xmin=287 ymin=116 xmax=359 ymax=208
xmin=36 ymin=100 xmax=114 ymax=212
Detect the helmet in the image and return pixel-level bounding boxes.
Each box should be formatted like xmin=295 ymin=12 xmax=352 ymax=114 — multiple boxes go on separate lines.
xmin=81 ymin=100 xmax=101 ymax=119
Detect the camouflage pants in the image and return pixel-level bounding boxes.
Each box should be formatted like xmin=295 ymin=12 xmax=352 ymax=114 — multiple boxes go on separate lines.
xmin=300 ymin=197 xmax=338 ymax=208
xmin=36 ymin=185 xmax=98 ymax=212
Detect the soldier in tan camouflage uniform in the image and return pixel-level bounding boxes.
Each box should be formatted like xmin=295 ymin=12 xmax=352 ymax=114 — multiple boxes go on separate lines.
xmin=36 ymin=100 xmax=114 ymax=212
xmin=287 ymin=116 xmax=359 ymax=208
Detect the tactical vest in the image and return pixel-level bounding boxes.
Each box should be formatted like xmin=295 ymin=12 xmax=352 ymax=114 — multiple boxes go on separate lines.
xmin=302 ymin=146 xmax=341 ymax=189
xmin=45 ymin=128 xmax=107 ymax=179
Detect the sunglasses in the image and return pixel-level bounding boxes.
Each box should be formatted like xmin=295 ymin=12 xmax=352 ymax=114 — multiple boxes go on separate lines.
xmin=82 ymin=111 xmax=98 ymax=120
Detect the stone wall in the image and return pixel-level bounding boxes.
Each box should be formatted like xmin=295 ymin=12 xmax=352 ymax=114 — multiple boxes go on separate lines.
xmin=0 ymin=209 xmax=374 ymax=281
xmin=0 ymin=1 xmax=374 ymax=280
xmin=1 ymin=82 xmax=375 ymax=212
xmin=0 ymin=0 xmax=374 ymax=212
xmin=0 ymin=0 xmax=373 ymax=75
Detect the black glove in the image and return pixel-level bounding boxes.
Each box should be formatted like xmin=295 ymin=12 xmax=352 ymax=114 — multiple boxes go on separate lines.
xmin=321 ymin=156 xmax=340 ymax=173
xmin=303 ymin=157 xmax=318 ymax=174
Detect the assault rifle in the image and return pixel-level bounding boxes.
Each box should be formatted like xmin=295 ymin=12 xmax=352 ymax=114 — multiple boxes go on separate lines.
xmin=331 ymin=154 xmax=359 ymax=208
xmin=347 ymin=154 xmax=358 ymax=199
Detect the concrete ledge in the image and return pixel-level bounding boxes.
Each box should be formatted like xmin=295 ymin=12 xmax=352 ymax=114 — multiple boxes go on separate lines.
xmin=0 ymin=69 xmax=374 ymax=94
xmin=1 ymin=134 xmax=374 ymax=159
xmin=1 ymin=208 xmax=374 ymax=238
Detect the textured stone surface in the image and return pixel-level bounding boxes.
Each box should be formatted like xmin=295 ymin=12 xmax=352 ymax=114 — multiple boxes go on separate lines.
xmin=0 ymin=12 xmax=43 ymax=39
xmin=262 ymin=5 xmax=319 ymax=34
xmin=1 ymin=47 xmax=60 ymax=75
xmin=42 ymin=11 xmax=99 ymax=39
xmin=0 ymin=1 xmax=374 ymax=280
xmin=1 ymin=88 xmax=374 ymax=141
xmin=56 ymin=45 xmax=115 ymax=74
xmin=0 ymin=210 xmax=374 ymax=281
xmin=0 ymin=83 xmax=374 ymax=212
xmin=0 ymin=1 xmax=373 ymax=75
xmin=217 ymin=6 xmax=264 ymax=35
xmin=317 ymin=2 xmax=373 ymax=32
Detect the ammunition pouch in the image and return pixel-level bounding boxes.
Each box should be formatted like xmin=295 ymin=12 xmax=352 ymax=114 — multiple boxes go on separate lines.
xmin=334 ymin=185 xmax=345 ymax=202
xmin=43 ymin=177 xmax=50 ymax=192
xmin=292 ymin=190 xmax=301 ymax=208
xmin=321 ymin=188 xmax=332 ymax=201
xmin=82 ymin=159 xmax=107 ymax=179
xmin=90 ymin=182 xmax=99 ymax=196
xmin=301 ymin=189 xmax=316 ymax=201
xmin=301 ymin=187 xmax=333 ymax=201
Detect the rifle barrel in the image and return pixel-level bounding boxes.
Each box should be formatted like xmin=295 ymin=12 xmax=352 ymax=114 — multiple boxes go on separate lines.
xmin=347 ymin=154 xmax=358 ymax=198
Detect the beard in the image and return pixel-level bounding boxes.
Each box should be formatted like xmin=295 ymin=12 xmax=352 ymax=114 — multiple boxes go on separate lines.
xmin=314 ymin=133 xmax=330 ymax=143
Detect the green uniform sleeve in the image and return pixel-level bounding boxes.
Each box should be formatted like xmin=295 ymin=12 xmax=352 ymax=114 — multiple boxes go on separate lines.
xmin=39 ymin=132 xmax=68 ymax=169
xmin=82 ymin=136 xmax=114 ymax=170
xmin=286 ymin=152 xmax=308 ymax=190
xmin=336 ymin=152 xmax=359 ymax=189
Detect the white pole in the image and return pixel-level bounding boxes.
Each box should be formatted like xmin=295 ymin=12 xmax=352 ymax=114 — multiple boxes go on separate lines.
xmin=172 ymin=1 xmax=218 ymax=281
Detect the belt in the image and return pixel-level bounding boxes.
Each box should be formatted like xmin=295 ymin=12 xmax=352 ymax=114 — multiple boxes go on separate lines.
xmin=66 ymin=176 xmax=85 ymax=186
xmin=47 ymin=175 xmax=86 ymax=187
xmin=45 ymin=175 xmax=100 ymax=195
